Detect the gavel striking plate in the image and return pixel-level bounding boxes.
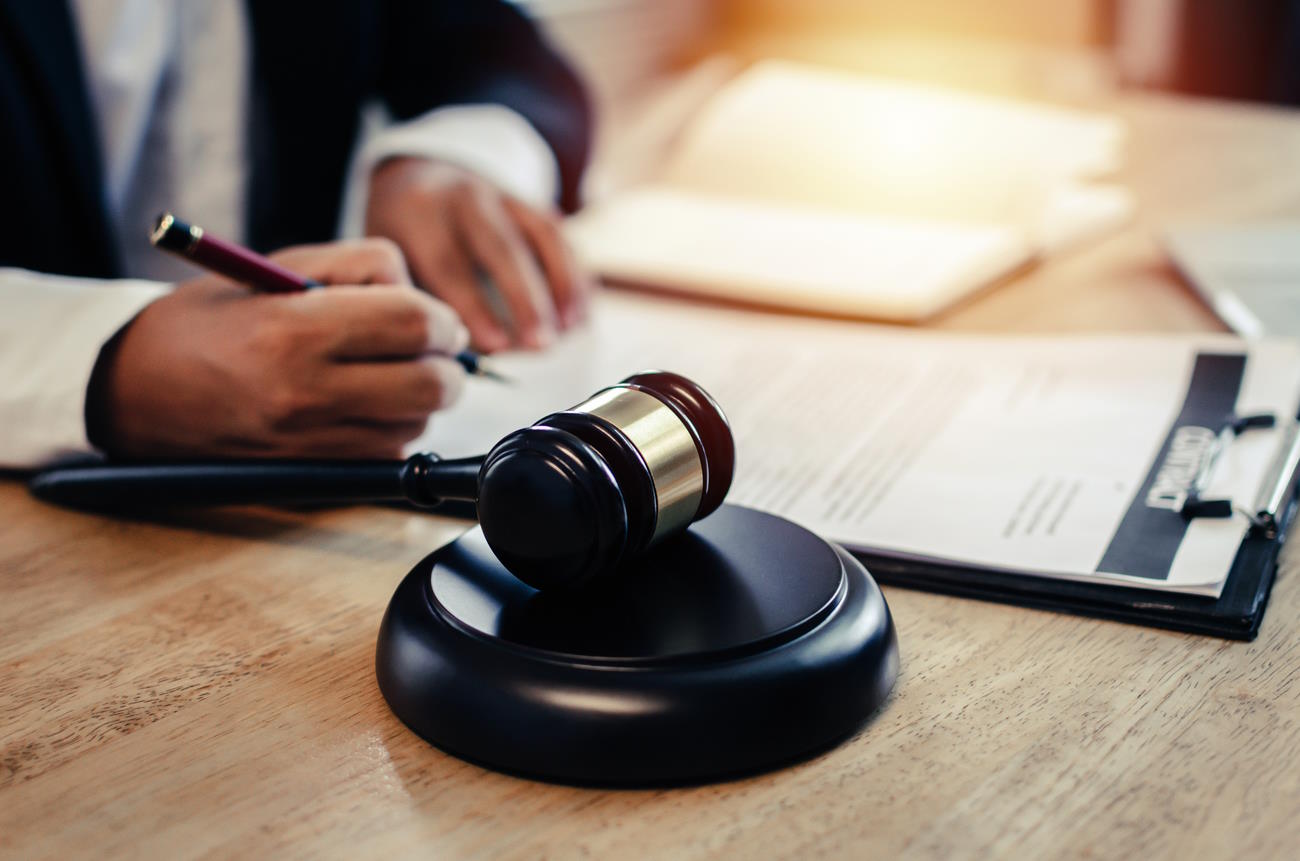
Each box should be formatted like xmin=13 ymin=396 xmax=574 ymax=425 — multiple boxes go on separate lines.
xmin=29 ymin=371 xmax=900 ymax=785
xmin=378 ymin=504 xmax=897 ymax=785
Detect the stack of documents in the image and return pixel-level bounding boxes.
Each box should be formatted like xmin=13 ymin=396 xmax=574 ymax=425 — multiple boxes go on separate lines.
xmin=566 ymin=60 xmax=1135 ymax=320
xmin=423 ymin=292 xmax=1300 ymax=606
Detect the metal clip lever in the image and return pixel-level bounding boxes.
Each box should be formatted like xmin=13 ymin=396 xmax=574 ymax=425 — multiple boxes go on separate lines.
xmin=1250 ymin=420 xmax=1300 ymax=539
xmin=1180 ymin=412 xmax=1280 ymax=526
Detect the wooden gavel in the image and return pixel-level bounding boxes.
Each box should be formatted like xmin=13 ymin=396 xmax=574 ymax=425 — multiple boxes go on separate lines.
xmin=30 ymin=371 xmax=735 ymax=591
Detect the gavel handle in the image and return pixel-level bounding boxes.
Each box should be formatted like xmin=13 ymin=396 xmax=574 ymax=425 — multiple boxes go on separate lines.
xmin=28 ymin=453 xmax=484 ymax=511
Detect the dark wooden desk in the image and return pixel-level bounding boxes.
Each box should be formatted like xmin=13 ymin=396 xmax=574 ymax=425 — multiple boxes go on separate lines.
xmin=4 ymin=91 xmax=1300 ymax=859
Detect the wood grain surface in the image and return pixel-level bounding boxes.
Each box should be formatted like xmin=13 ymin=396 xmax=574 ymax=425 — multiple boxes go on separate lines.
xmin=4 ymin=91 xmax=1300 ymax=859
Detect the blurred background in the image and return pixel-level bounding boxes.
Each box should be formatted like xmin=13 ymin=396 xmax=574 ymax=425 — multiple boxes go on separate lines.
xmin=520 ymin=0 xmax=1300 ymax=333
xmin=527 ymin=0 xmax=1300 ymax=110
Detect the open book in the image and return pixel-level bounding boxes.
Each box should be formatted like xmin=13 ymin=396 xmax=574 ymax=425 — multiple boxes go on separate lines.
xmin=566 ymin=60 xmax=1134 ymax=321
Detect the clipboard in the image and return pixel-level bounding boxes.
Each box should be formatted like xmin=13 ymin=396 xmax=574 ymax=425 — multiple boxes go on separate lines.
xmin=848 ymin=416 xmax=1300 ymax=641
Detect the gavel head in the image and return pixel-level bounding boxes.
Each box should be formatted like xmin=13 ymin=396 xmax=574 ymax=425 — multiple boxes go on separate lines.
xmin=476 ymin=371 xmax=735 ymax=591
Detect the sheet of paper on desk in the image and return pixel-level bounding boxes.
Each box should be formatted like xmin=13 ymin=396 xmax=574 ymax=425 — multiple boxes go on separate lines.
xmin=420 ymin=293 xmax=1300 ymax=598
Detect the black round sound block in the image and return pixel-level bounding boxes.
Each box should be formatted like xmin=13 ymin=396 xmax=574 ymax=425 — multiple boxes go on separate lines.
xmin=375 ymin=505 xmax=899 ymax=786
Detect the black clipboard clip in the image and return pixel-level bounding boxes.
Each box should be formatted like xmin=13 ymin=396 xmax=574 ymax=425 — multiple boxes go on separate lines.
xmin=1181 ymin=411 xmax=1300 ymax=539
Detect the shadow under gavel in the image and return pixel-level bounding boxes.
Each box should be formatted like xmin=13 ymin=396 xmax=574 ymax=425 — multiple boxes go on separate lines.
xmin=30 ymin=371 xmax=735 ymax=592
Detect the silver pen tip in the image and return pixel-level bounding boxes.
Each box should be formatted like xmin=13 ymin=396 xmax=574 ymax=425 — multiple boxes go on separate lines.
xmin=472 ymin=357 xmax=513 ymax=384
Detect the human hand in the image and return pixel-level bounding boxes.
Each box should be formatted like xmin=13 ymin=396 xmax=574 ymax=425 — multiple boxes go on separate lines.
xmin=364 ymin=157 xmax=590 ymax=353
xmin=87 ymin=239 xmax=469 ymax=459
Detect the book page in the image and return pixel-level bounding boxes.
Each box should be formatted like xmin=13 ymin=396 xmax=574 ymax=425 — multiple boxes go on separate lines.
xmin=660 ymin=59 xmax=1127 ymax=227
xmin=420 ymin=292 xmax=1300 ymax=598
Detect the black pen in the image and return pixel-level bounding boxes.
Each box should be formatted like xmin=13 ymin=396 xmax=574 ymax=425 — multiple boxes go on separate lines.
xmin=150 ymin=212 xmax=510 ymax=383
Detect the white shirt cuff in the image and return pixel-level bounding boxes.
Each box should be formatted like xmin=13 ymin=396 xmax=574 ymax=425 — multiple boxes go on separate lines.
xmin=340 ymin=104 xmax=561 ymax=237
xmin=0 ymin=269 xmax=170 ymax=468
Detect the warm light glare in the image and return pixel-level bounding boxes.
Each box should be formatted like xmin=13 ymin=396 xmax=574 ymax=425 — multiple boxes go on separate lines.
xmin=661 ymin=60 xmax=1125 ymax=226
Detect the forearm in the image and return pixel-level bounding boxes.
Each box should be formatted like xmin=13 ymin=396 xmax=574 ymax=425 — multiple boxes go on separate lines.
xmin=0 ymin=269 xmax=169 ymax=468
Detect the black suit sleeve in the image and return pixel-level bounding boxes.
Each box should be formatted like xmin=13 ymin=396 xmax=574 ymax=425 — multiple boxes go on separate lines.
xmin=377 ymin=0 xmax=593 ymax=212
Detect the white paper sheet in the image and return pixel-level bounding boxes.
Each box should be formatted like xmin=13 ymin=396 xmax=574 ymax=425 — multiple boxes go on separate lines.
xmin=419 ymin=293 xmax=1300 ymax=598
